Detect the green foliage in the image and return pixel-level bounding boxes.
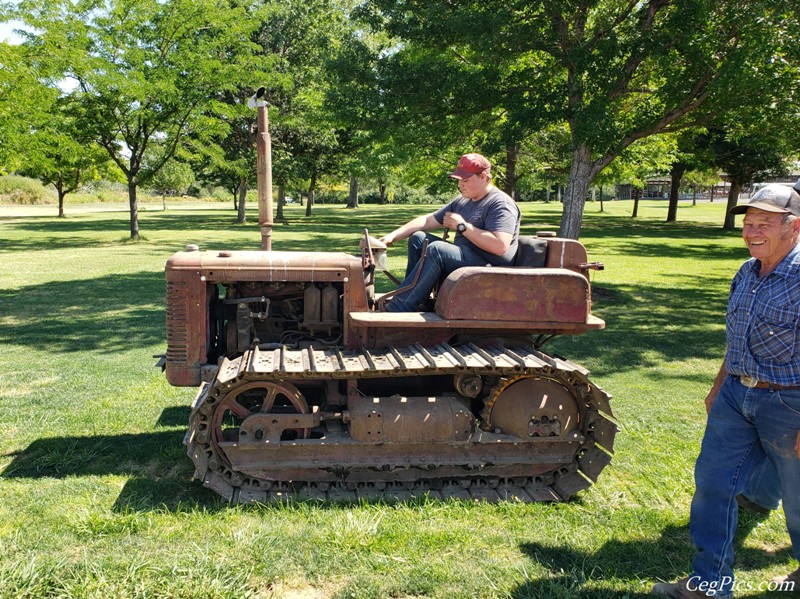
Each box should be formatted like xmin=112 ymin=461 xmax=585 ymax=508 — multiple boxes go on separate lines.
xmin=363 ymin=0 xmax=800 ymax=238
xmin=13 ymin=0 xmax=262 ymax=236
xmin=0 ymin=42 xmax=60 ymax=172
xmin=391 ymin=187 xmax=451 ymax=205
xmin=145 ymin=159 xmax=195 ymax=197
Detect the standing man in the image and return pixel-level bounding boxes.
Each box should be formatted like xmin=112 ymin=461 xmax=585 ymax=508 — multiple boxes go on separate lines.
xmin=380 ymin=153 xmax=520 ymax=312
xmin=652 ymin=184 xmax=800 ymax=598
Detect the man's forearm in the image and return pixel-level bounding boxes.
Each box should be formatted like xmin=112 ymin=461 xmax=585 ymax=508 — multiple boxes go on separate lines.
xmin=382 ymin=214 xmax=437 ymax=245
xmin=461 ymin=224 xmax=511 ymax=255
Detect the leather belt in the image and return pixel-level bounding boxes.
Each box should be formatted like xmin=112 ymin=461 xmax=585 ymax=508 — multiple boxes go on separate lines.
xmin=738 ymin=375 xmax=800 ymax=390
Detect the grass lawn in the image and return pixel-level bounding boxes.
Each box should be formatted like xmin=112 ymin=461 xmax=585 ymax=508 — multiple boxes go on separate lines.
xmin=0 ymin=197 xmax=793 ymax=598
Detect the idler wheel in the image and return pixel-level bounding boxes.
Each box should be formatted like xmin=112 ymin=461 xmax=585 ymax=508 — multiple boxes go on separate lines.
xmin=211 ymin=380 xmax=311 ymax=448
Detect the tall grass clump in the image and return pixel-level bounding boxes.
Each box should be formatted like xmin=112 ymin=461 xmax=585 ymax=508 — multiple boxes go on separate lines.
xmin=0 ymin=175 xmax=52 ymax=204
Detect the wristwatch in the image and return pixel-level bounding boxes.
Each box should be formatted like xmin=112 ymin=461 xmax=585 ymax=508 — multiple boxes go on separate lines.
xmin=456 ymin=223 xmax=467 ymax=234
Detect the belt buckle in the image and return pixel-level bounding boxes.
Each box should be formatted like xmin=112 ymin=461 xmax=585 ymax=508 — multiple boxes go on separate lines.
xmin=740 ymin=375 xmax=758 ymax=388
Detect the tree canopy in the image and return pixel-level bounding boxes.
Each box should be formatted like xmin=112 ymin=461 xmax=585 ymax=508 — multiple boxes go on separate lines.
xmin=1 ymin=0 xmax=799 ymax=238
xmin=362 ymin=0 xmax=800 ymax=237
xmin=12 ymin=0 xmax=259 ymax=237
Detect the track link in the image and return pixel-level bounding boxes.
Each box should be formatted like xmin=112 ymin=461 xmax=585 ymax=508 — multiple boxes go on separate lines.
xmin=185 ymin=343 xmax=616 ymax=504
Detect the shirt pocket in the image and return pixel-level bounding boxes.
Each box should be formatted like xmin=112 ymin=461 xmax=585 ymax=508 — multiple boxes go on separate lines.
xmin=748 ymin=304 xmax=800 ymax=365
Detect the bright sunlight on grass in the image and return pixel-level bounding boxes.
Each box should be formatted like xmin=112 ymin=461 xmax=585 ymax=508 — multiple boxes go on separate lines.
xmin=0 ymin=198 xmax=793 ymax=598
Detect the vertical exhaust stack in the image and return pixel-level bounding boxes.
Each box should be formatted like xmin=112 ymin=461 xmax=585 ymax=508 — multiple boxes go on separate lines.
xmin=248 ymin=87 xmax=273 ymax=251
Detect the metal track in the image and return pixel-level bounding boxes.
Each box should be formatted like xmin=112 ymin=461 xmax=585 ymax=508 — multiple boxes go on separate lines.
xmin=184 ymin=343 xmax=616 ymax=504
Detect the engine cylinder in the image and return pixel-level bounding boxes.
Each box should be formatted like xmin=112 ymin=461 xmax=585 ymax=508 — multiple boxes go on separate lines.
xmin=321 ymin=284 xmax=338 ymax=323
xmin=304 ymin=284 xmax=321 ymax=324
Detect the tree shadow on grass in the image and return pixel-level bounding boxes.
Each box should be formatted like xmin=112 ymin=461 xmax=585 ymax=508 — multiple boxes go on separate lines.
xmin=0 ymin=271 xmax=164 ymax=353
xmin=1 ymin=428 xmax=224 ymax=511
xmin=0 ymin=205 xmax=423 ymax=253
xmin=552 ymin=280 xmax=728 ymax=376
xmin=514 ymin=524 xmax=794 ymax=598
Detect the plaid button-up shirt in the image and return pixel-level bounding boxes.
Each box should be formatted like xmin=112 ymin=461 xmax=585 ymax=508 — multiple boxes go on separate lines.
xmin=725 ymin=242 xmax=800 ymax=385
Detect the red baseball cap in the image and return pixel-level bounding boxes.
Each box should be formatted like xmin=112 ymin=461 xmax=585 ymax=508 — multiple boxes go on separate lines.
xmin=449 ymin=153 xmax=491 ymax=180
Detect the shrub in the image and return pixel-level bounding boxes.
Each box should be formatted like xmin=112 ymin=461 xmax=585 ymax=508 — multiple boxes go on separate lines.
xmin=393 ymin=188 xmax=451 ymax=204
xmin=0 ymin=175 xmax=51 ymax=204
xmin=209 ymin=187 xmax=231 ymax=202
xmin=316 ymin=191 xmax=347 ymax=204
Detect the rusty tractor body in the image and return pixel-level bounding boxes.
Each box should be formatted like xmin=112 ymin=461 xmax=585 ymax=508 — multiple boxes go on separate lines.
xmin=165 ymin=230 xmax=616 ymax=503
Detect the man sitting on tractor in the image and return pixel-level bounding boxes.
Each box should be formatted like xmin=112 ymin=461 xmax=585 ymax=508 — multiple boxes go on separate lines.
xmin=379 ymin=153 xmax=521 ymax=312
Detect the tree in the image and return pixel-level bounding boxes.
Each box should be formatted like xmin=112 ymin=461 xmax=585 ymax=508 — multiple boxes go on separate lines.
xmin=21 ymin=97 xmax=117 ymax=217
xmin=594 ymin=135 xmax=676 ymax=217
xmin=15 ymin=0 xmax=258 ymax=238
xmin=189 ymin=94 xmax=256 ymax=223
xmin=147 ymin=156 xmax=194 ymax=209
xmin=663 ymin=131 xmax=713 ymax=223
xmin=706 ymin=131 xmax=792 ymax=230
xmin=185 ymin=0 xmax=357 ymax=223
xmin=365 ymin=0 xmax=800 ymax=238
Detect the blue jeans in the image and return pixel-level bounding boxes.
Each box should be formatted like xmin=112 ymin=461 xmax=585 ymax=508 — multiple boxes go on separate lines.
xmin=689 ymin=375 xmax=800 ymax=597
xmin=386 ymin=231 xmax=488 ymax=312
xmin=741 ymin=455 xmax=781 ymax=511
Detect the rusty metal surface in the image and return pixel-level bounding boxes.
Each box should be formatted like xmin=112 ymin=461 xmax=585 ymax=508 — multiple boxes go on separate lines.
xmin=213 ymin=341 xmax=571 ymax=383
xmin=255 ymin=101 xmax=273 ymax=250
xmin=348 ymin=395 xmax=475 ymax=443
xmin=481 ymin=376 xmax=582 ymax=439
xmin=166 ymin=250 xmax=360 ymax=282
xmin=543 ymin=238 xmax=589 ymax=274
xmin=184 ymin=343 xmax=616 ymax=504
xmin=435 ymin=267 xmax=590 ymax=323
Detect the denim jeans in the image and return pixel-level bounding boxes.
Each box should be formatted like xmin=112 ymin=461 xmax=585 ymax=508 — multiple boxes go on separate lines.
xmin=741 ymin=455 xmax=781 ymax=511
xmin=386 ymin=231 xmax=488 ymax=312
xmin=689 ymin=375 xmax=800 ymax=597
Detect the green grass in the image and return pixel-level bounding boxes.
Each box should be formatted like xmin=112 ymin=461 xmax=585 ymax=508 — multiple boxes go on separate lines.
xmin=0 ymin=198 xmax=793 ymax=598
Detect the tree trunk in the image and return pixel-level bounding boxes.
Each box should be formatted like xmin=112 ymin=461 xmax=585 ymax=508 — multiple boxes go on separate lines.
xmin=378 ymin=181 xmax=387 ymax=205
xmin=504 ymin=142 xmax=519 ymax=199
xmin=276 ymin=183 xmax=286 ymax=222
xmin=306 ymin=170 xmax=317 ymax=217
xmin=347 ymin=176 xmax=359 ymax=209
xmin=559 ymin=145 xmax=594 ymax=240
xmin=57 ymin=175 xmax=66 ymax=218
xmin=723 ymin=180 xmax=743 ymax=230
xmin=632 ymin=192 xmax=640 ymax=218
xmin=599 ymin=185 xmax=604 ymax=213
xmin=236 ymin=176 xmax=247 ymax=224
xmin=128 ymin=179 xmax=139 ymax=239
xmin=666 ymin=163 xmax=686 ymax=222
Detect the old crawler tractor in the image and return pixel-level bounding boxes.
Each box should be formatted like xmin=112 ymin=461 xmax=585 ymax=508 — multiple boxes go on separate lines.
xmin=162 ymin=91 xmax=616 ymax=503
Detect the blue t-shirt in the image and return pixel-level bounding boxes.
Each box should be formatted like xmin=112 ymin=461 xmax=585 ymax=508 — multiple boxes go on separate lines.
xmin=433 ymin=187 xmax=521 ymax=266
xmin=725 ymin=242 xmax=800 ymax=385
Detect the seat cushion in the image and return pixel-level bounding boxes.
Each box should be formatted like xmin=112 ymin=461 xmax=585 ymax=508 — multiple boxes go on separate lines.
xmin=514 ymin=236 xmax=548 ymax=267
